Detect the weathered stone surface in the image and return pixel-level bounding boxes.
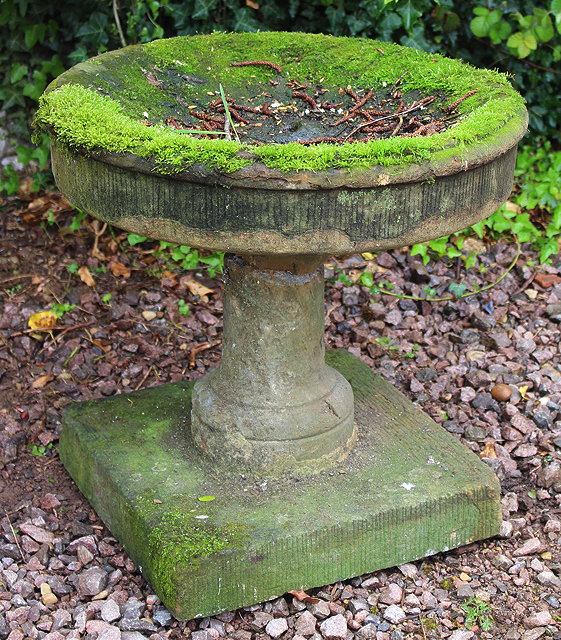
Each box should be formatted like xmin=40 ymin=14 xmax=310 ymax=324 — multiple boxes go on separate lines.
xmin=191 ymin=256 xmax=355 ymax=472
xmin=319 ymin=614 xmax=347 ymax=640
xmin=296 ymin=611 xmax=317 ymax=636
xmin=60 ymin=350 xmax=501 ymax=620
xmin=265 ymin=617 xmax=288 ymax=638
xmin=76 ymin=567 xmax=108 ymax=597
xmin=51 ymin=139 xmax=521 ymax=257
xmin=382 ymin=605 xmax=406 ymax=624
xmin=524 ymin=611 xmax=554 ymax=628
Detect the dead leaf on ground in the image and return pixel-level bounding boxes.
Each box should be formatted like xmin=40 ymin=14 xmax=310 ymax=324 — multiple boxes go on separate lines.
xmin=185 ymin=279 xmax=215 ymax=302
xmin=78 ymin=265 xmax=95 ymax=287
xmin=466 ymin=349 xmax=486 ymax=362
xmin=462 ymin=236 xmax=486 ymax=253
xmin=364 ymin=262 xmax=388 ymax=274
xmin=31 ymin=374 xmax=54 ymax=389
xmin=27 ymin=196 xmax=54 ymax=214
xmin=504 ymin=200 xmax=521 ymax=214
xmin=288 ymin=590 xmax=320 ymax=603
xmin=110 ymin=262 xmax=131 ymax=278
xmin=28 ymin=311 xmax=57 ymax=330
xmin=535 ymin=273 xmax=561 ymax=289
xmin=480 ymin=441 xmax=497 ymax=459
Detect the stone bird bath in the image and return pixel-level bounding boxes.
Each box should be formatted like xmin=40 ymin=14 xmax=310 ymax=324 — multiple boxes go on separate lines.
xmin=36 ymin=32 xmax=527 ymax=619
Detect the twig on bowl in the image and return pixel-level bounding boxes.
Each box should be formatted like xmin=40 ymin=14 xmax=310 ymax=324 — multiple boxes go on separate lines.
xmin=219 ymin=83 xmax=240 ymax=143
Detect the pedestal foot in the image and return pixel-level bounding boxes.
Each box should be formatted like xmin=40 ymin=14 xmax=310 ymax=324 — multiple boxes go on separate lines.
xmin=191 ymin=255 xmax=356 ymax=472
xmin=60 ymin=351 xmax=501 ymax=620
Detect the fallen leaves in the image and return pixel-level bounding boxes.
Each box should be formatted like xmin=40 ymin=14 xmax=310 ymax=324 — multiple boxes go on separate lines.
xmin=465 ymin=349 xmax=486 ymax=362
xmin=189 ymin=340 xmax=221 ymax=368
xmin=78 ymin=265 xmax=95 ymax=287
xmin=110 ymin=262 xmax=131 ymax=278
xmin=534 ymin=273 xmax=561 ymax=289
xmin=28 ymin=311 xmax=57 ymax=331
xmin=462 ymin=236 xmax=487 ymax=253
xmin=185 ymin=279 xmax=215 ymax=302
xmin=288 ymin=590 xmax=320 ymax=603
xmin=31 ymin=374 xmax=54 ymax=389
xmin=480 ymin=441 xmax=497 ymax=459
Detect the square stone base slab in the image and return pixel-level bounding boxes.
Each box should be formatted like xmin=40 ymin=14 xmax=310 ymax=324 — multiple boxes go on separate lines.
xmin=59 ymin=350 xmax=501 ymax=620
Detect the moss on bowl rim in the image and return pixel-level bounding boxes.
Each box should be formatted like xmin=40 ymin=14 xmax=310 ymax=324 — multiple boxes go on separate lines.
xmin=35 ymin=31 xmax=527 ymax=176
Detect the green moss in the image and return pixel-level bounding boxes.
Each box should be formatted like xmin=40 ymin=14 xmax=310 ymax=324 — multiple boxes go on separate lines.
xmin=35 ymin=32 xmax=526 ymax=174
xmin=134 ymin=497 xmax=248 ymax=603
xmin=440 ymin=578 xmax=454 ymax=590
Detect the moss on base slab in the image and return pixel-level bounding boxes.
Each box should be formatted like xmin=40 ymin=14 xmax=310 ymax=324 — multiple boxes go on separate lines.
xmin=36 ymin=32 xmax=526 ymax=174
xmin=59 ymin=350 xmax=501 ymax=620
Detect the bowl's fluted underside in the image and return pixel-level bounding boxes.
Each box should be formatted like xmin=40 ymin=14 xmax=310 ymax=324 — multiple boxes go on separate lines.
xmin=52 ymin=141 xmax=518 ymax=256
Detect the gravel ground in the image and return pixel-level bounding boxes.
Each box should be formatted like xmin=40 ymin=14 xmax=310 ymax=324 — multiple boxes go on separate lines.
xmin=1 ymin=190 xmax=561 ymax=640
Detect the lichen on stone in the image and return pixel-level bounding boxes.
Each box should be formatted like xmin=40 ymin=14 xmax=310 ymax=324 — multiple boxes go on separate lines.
xmin=35 ymin=31 xmax=526 ymax=175
xmin=132 ymin=497 xmax=248 ymax=603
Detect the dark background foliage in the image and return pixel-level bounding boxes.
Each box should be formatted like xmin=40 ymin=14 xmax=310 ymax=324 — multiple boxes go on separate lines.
xmin=2 ymin=0 xmax=561 ymax=157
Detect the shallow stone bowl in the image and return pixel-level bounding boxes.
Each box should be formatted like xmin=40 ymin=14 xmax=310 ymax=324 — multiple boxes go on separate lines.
xmin=37 ymin=32 xmax=527 ymax=257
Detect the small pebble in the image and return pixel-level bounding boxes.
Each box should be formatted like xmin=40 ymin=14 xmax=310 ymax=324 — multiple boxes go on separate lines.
xmin=491 ymin=383 xmax=512 ymax=401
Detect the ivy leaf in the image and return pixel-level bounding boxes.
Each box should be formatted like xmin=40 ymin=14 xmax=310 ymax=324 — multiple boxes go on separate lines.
xmin=442 ymin=11 xmax=460 ymax=33
xmin=396 ymin=0 xmax=423 ymax=31
xmin=192 ymin=0 xmax=218 ymax=21
xmin=68 ymin=45 xmax=89 ymax=64
xmin=377 ymin=11 xmax=402 ymax=39
xmin=127 ymin=233 xmax=147 ymax=246
xmin=22 ymin=70 xmax=47 ymax=100
xmin=360 ymin=272 xmax=374 ymax=288
xmin=539 ymin=237 xmax=559 ymax=263
xmin=400 ymin=23 xmax=433 ymax=51
xmin=24 ymin=23 xmax=46 ymax=49
xmin=448 ymin=282 xmax=467 ymax=297
xmin=233 ymin=7 xmax=260 ymax=31
xmin=410 ymin=243 xmax=429 ymax=265
xmin=465 ymin=252 xmax=477 ymax=270
xmin=76 ymin=12 xmax=109 ymax=49
xmin=10 ymin=63 xmax=27 ymax=84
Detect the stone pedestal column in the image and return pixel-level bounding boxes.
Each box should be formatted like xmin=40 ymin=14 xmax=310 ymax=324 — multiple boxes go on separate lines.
xmin=190 ymin=254 xmax=356 ymax=472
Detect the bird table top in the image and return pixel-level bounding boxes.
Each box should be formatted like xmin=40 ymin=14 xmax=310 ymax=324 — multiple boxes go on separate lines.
xmin=36 ymin=32 xmax=527 ymax=255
